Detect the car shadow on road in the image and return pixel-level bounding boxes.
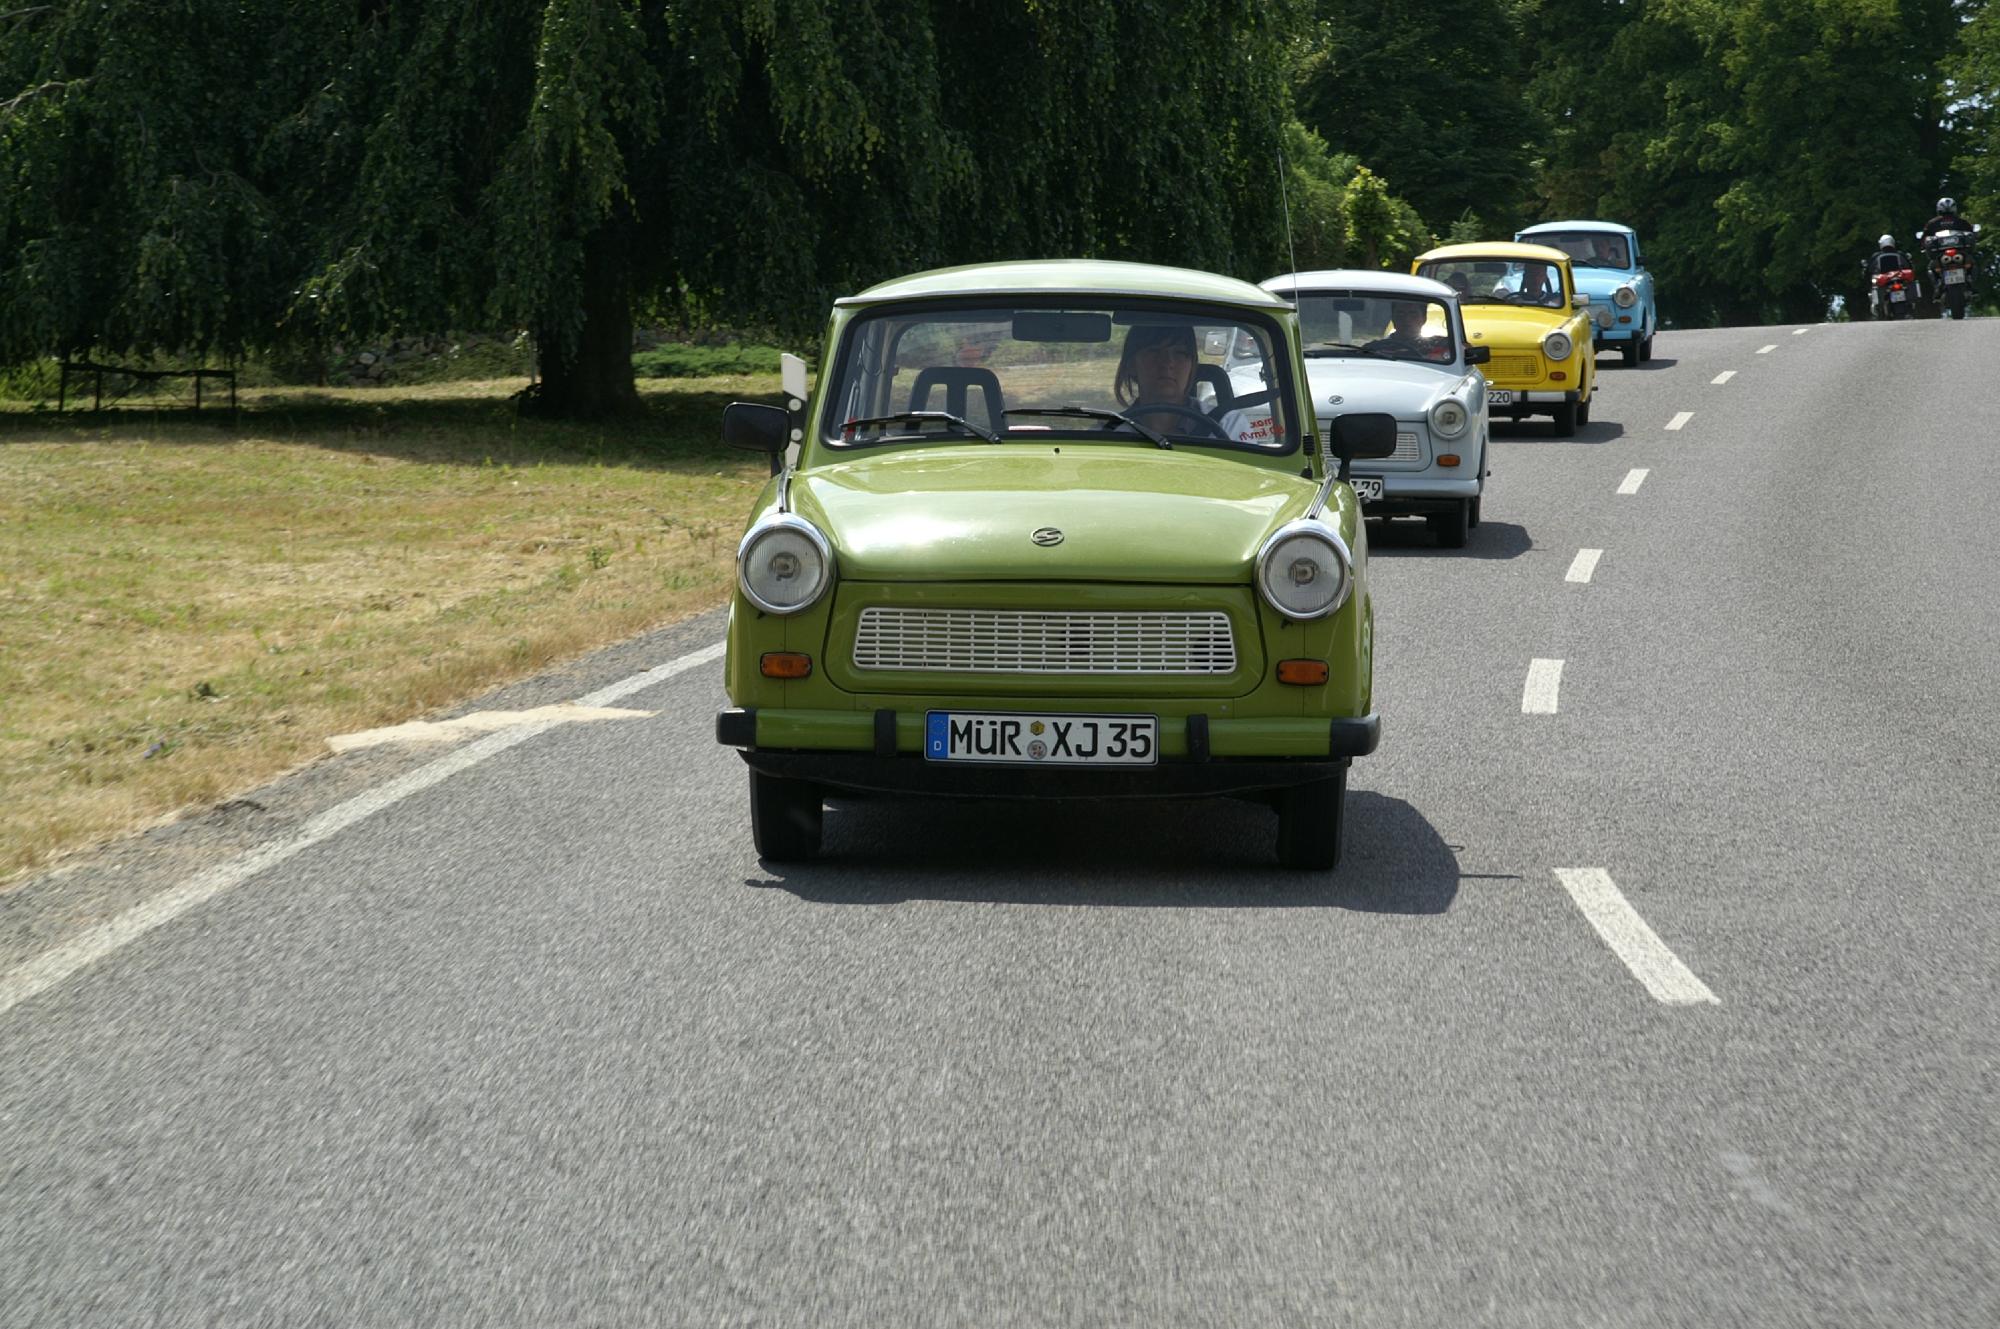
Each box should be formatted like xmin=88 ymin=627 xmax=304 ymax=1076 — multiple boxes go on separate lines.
xmin=1490 ymin=419 xmax=1626 ymax=444
xmin=748 ymin=789 xmax=1461 ymax=914
xmin=1367 ymin=518 xmax=1531 ymax=560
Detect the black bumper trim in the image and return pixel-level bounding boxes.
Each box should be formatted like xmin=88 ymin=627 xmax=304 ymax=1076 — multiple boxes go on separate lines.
xmin=737 ymin=750 xmax=1352 ymax=800
xmin=873 ymin=708 xmax=897 ymax=757
xmin=1332 ymin=714 xmax=1380 ymax=756
xmin=716 ymin=707 xmax=757 ymax=747
xmin=1186 ymin=713 xmax=1210 ymax=762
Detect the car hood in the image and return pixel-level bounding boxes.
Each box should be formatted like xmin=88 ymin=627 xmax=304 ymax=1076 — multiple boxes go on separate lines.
xmin=791 ymin=448 xmax=1322 ymax=583
xmin=1460 ymin=305 xmax=1572 ymax=346
xmin=1301 ymin=359 xmax=1469 ymax=419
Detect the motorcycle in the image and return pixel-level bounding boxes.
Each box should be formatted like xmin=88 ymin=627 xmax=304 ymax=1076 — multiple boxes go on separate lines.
xmin=1921 ymin=225 xmax=1980 ymax=319
xmin=1866 ymin=260 xmax=1920 ymax=319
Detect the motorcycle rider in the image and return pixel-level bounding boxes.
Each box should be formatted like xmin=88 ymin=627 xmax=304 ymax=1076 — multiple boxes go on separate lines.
xmin=1866 ymin=233 xmax=1908 ymax=276
xmin=1920 ymin=197 xmax=1969 ymax=241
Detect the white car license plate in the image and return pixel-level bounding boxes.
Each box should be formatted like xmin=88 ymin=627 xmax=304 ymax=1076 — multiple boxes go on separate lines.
xmin=1349 ymin=477 xmax=1384 ymax=502
xmin=1946 ymin=268 xmax=1967 ymax=284
xmin=1890 ymin=288 xmax=1907 ymax=301
xmin=926 ymin=711 xmax=1158 ymax=766
xmin=1487 ymin=388 xmax=1515 ymax=405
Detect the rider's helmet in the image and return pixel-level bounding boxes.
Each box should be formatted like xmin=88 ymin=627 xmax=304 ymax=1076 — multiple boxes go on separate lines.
xmin=1938 ymin=197 xmax=1957 ymax=215
xmin=1878 ymin=234 xmax=1895 ymax=248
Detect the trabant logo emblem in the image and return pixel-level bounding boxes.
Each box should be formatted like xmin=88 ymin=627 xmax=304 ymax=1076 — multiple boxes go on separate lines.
xmin=1031 ymin=527 xmax=1064 ymax=547
xmin=1326 ymin=394 xmax=1344 ymax=406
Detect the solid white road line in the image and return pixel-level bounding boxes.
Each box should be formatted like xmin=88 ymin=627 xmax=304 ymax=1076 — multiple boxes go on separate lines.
xmin=1757 ymin=345 xmax=1777 ymax=354
xmin=1522 ymin=658 xmax=1565 ymax=714
xmin=0 ymin=641 xmax=729 ymax=1019
xmin=1617 ymin=468 xmax=1649 ymax=494
xmin=1554 ymin=868 xmax=1720 ymax=1005
xmin=1566 ymin=549 xmax=1603 ymax=583
xmin=1666 ymin=411 xmax=1694 ymax=431
xmin=1711 ymin=371 xmax=1736 ymax=384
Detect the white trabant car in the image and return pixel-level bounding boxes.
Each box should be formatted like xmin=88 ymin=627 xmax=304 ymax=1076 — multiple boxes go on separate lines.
xmin=1256 ymin=271 xmax=1491 ymax=547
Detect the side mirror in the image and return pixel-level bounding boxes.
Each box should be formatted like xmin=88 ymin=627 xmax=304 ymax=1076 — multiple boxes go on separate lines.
xmin=723 ymin=402 xmax=789 ymax=470
xmin=1464 ymin=344 xmax=1491 ymax=365
xmin=1574 ymin=292 xmax=1592 ymax=306
xmin=1329 ymin=411 xmax=1399 ymax=462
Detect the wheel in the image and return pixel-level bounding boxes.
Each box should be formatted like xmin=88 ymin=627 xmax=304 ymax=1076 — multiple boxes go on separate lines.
xmin=750 ymin=769 xmax=822 ymax=861
xmin=1621 ymin=333 xmax=1641 ymax=367
xmin=1639 ymin=328 xmax=1655 ymax=362
xmin=1275 ymin=768 xmax=1347 ymax=870
xmin=1428 ymin=499 xmax=1470 ymax=548
xmin=1947 ymin=287 xmax=1968 ymax=319
xmin=1577 ymin=390 xmax=1592 ymax=426
xmin=1469 ymin=495 xmax=1482 ymax=528
xmin=1551 ymin=400 xmax=1578 ymax=436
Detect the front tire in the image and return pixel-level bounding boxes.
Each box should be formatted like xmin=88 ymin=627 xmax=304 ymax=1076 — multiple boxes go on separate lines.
xmin=1551 ymin=399 xmax=1578 ymax=436
xmin=1276 ymin=768 xmax=1347 ymax=870
xmin=1639 ymin=328 xmax=1655 ymax=362
xmin=750 ymin=769 xmax=822 ymax=861
xmin=1428 ymin=498 xmax=1470 ymax=548
xmin=1621 ymin=333 xmax=1641 ymax=367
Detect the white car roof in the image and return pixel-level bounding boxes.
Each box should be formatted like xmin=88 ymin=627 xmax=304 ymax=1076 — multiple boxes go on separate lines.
xmin=1518 ymin=220 xmax=1636 ymax=238
xmin=1262 ymin=270 xmax=1459 ymax=301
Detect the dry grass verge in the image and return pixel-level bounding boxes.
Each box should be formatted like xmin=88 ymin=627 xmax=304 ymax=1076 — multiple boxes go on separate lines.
xmin=0 ymin=375 xmax=777 ymax=883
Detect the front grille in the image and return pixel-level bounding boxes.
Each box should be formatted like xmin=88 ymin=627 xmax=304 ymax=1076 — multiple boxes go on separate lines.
xmin=1321 ymin=428 xmax=1423 ymax=465
xmin=1488 ymin=353 xmax=1541 ymax=380
xmin=853 ymin=608 xmax=1237 ymax=675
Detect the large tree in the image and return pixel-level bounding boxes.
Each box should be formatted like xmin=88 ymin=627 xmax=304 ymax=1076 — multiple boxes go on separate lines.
xmin=3 ymin=0 xmax=1313 ymax=418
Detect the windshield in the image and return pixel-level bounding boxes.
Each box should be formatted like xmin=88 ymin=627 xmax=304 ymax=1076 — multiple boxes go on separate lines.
xmin=1290 ymin=293 xmax=1457 ymax=364
xmin=822 ymin=303 xmax=1296 ymax=452
xmin=1415 ymin=258 xmax=1568 ymax=309
xmin=1527 ymin=231 xmax=1631 ymax=269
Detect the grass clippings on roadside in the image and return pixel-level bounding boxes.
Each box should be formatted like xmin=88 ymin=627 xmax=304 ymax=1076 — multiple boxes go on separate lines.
xmin=0 ymin=375 xmax=777 ymax=883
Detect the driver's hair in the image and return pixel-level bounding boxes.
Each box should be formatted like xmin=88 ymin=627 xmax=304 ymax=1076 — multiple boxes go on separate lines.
xmin=1114 ymin=323 xmax=1199 ymax=407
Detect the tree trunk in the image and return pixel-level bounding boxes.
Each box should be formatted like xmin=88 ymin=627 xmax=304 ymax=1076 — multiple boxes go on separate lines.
xmin=529 ymin=226 xmax=639 ymax=420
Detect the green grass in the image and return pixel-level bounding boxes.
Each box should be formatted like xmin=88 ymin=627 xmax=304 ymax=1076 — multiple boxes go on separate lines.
xmin=0 ymin=374 xmax=778 ymax=883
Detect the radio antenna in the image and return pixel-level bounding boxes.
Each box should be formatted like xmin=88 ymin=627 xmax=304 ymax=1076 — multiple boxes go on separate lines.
xmin=1276 ymin=141 xmax=1300 ymax=280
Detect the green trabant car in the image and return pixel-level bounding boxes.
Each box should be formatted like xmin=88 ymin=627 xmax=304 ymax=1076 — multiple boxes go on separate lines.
xmin=714 ymin=260 xmax=1395 ymax=869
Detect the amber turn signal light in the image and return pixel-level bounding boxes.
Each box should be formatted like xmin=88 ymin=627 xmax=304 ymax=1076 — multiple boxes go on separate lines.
xmin=760 ymin=652 xmax=813 ymax=679
xmin=1276 ymin=658 xmax=1330 ymax=686
xmin=1550 ymin=370 xmax=1567 ymax=381
xmin=1437 ymin=453 xmax=1461 ymax=468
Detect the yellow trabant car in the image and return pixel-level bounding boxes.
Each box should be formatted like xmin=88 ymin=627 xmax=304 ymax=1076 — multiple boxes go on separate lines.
xmin=1412 ymin=242 xmax=1597 ymax=436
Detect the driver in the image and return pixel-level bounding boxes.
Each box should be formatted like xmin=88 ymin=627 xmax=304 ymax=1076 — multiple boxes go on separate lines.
xmin=1115 ymin=324 xmax=1281 ymax=445
xmin=1588 ymin=235 xmax=1625 ymax=267
xmin=1364 ymin=300 xmax=1448 ymax=360
xmin=1867 ymin=234 xmax=1907 ymax=276
xmin=1921 ymin=197 xmax=1969 ymax=242
xmin=1520 ymin=263 xmax=1561 ymax=306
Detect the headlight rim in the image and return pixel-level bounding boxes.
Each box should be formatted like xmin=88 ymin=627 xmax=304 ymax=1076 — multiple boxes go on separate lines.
xmin=1613 ymin=284 xmax=1638 ymax=309
xmin=1542 ymin=329 xmax=1574 ymax=362
xmin=1254 ymin=520 xmax=1355 ymax=622
xmin=736 ymin=513 xmax=836 ymax=616
xmin=1429 ymin=397 xmax=1471 ymax=440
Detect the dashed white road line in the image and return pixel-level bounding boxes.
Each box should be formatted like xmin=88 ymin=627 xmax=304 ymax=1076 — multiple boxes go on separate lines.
xmin=1617 ymin=468 xmax=1649 ymax=494
xmin=1792 ymin=327 xmax=1813 ymax=335
xmin=1554 ymin=868 xmax=1720 ymax=1005
xmin=1711 ymin=371 xmax=1736 ymax=385
xmin=0 ymin=641 xmax=729 ymax=1019
xmin=1756 ymin=344 xmax=1777 ymax=354
xmin=1665 ymin=411 xmax=1694 ymax=431
xmin=1522 ymin=658 xmax=1565 ymax=714
xmin=1565 ymin=549 xmax=1603 ymax=583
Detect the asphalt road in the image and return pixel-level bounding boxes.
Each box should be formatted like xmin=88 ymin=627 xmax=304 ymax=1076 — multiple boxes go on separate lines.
xmin=4 ymin=318 xmax=1997 ymax=1327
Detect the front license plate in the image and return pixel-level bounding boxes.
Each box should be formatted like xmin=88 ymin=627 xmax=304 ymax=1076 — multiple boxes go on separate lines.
xmin=1946 ymin=268 xmax=1967 ymax=284
xmin=1487 ymin=388 xmax=1516 ymax=405
xmin=1349 ymin=477 xmax=1384 ymax=502
xmin=925 ymin=711 xmax=1158 ymax=766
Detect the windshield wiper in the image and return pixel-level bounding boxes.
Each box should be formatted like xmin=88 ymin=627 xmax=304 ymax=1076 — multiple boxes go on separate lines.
xmin=1002 ymin=405 xmax=1173 ymax=449
xmin=1305 ymin=343 xmax=1401 ymax=360
xmin=843 ymin=410 xmax=1000 ymax=443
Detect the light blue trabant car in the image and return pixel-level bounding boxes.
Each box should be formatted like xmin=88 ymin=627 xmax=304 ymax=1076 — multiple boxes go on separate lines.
xmin=1515 ymin=220 xmax=1657 ymax=366
xmin=1256 ymin=271 xmax=1490 ymax=548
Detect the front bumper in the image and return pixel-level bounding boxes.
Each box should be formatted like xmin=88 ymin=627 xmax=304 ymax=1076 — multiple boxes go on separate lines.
xmin=1353 ymin=473 xmax=1481 ymax=518
xmin=717 ymin=707 xmax=1378 ymax=798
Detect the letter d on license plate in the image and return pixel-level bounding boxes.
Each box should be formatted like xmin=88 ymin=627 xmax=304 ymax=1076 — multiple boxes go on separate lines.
xmin=925 ymin=711 xmax=1158 ymax=765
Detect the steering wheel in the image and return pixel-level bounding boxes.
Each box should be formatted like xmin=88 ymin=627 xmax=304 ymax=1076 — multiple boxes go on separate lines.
xmin=1120 ymin=401 xmax=1233 ymax=441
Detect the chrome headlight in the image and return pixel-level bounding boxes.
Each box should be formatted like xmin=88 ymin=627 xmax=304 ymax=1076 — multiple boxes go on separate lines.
xmin=1542 ymin=330 xmax=1574 ymax=361
xmin=737 ymin=515 xmax=834 ymax=615
xmin=1429 ymin=397 xmax=1470 ymax=439
xmin=1255 ymin=522 xmax=1353 ymax=621
xmin=1613 ymin=285 xmax=1638 ymax=309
